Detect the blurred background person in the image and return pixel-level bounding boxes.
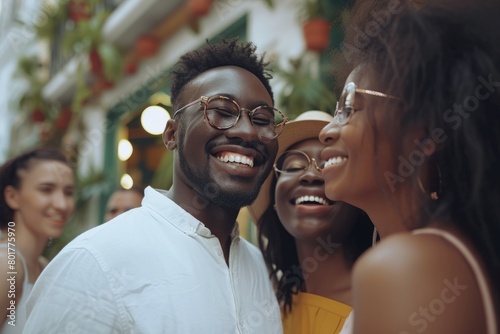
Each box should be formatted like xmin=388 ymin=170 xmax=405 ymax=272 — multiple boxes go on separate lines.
xmin=104 ymin=186 xmax=144 ymax=222
xmin=0 ymin=148 xmax=75 ymax=333
xmin=250 ymin=111 xmax=373 ymax=334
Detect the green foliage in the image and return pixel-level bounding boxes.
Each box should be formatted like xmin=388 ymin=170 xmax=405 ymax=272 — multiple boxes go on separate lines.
xmin=15 ymin=57 xmax=52 ymax=119
xmin=298 ymin=0 xmax=347 ymax=23
xmin=61 ymin=10 xmax=106 ymax=54
xmin=72 ymin=64 xmax=92 ymax=112
xmin=274 ymin=57 xmax=337 ymax=119
xmin=98 ymin=43 xmax=123 ymax=82
xmin=261 ymin=0 xmax=274 ymax=8
xmin=32 ymin=3 xmax=67 ymax=41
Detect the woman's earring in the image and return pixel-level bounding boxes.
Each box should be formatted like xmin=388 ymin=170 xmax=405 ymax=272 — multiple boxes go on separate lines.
xmin=372 ymin=226 xmax=378 ymax=246
xmin=417 ymin=163 xmax=442 ymax=200
xmin=47 ymin=238 xmax=53 ymax=247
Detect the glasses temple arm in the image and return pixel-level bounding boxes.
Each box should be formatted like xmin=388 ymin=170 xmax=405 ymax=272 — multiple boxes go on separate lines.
xmin=173 ymin=98 xmax=202 ymax=118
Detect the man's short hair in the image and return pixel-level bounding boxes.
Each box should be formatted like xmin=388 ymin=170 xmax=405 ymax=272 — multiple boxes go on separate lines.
xmin=170 ymin=39 xmax=274 ymax=108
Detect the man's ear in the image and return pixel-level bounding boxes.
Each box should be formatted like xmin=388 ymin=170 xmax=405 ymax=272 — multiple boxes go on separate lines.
xmin=4 ymin=185 xmax=20 ymax=210
xmin=163 ymin=119 xmax=178 ymax=151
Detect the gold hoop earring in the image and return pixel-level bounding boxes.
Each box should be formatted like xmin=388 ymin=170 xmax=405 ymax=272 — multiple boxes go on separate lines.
xmin=417 ymin=163 xmax=442 ymax=200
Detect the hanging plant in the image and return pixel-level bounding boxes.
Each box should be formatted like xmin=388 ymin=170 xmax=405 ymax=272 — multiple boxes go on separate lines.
xmin=16 ymin=57 xmax=52 ymax=124
xmin=60 ymin=10 xmax=123 ymax=109
xmin=303 ymin=19 xmax=331 ymax=52
xmin=31 ymin=4 xmax=67 ymax=42
xmin=300 ymin=0 xmax=331 ymax=52
xmin=89 ymin=48 xmax=103 ymax=75
xmin=67 ymin=0 xmax=92 ymax=23
xmin=274 ymin=56 xmax=337 ymax=119
xmin=55 ymin=107 xmax=73 ymax=130
xmin=31 ymin=107 xmax=46 ymax=123
xmin=72 ymin=64 xmax=92 ymax=112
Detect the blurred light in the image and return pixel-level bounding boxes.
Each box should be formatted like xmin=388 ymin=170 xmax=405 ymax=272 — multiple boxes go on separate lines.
xmin=120 ymin=174 xmax=133 ymax=189
xmin=149 ymin=92 xmax=171 ymax=107
xmin=141 ymin=105 xmax=170 ymax=135
xmin=118 ymin=139 xmax=133 ymax=161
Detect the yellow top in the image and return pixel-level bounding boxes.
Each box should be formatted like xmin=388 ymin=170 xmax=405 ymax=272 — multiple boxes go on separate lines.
xmin=282 ymin=292 xmax=352 ymax=334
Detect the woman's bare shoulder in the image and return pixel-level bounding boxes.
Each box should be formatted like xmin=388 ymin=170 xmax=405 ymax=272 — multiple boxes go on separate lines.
xmin=351 ymin=231 xmax=486 ymax=334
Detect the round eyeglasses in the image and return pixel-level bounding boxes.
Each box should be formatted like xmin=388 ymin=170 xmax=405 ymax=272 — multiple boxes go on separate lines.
xmin=274 ymin=150 xmax=324 ymax=176
xmin=333 ymin=82 xmax=400 ymax=126
xmin=173 ymin=95 xmax=288 ymax=140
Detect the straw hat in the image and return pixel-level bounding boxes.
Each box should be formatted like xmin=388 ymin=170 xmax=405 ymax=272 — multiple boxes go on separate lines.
xmin=247 ymin=110 xmax=334 ymax=222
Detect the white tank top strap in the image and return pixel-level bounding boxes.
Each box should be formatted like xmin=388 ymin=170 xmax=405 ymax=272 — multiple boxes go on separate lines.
xmin=413 ymin=227 xmax=498 ymax=334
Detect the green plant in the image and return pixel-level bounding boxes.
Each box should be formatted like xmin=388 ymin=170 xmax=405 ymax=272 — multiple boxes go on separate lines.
xmin=16 ymin=57 xmax=54 ymax=122
xmin=273 ymin=57 xmax=337 ymax=119
xmin=31 ymin=3 xmax=67 ymax=41
xmin=299 ymin=0 xmax=347 ymax=23
xmin=299 ymin=0 xmax=326 ymax=21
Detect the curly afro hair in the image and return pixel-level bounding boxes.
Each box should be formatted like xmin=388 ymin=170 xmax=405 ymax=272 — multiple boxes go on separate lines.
xmin=170 ymin=39 xmax=274 ymax=107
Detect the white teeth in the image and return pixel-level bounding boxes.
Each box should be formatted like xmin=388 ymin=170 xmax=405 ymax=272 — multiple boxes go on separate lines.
xmin=324 ymin=156 xmax=347 ymax=168
xmin=217 ymin=154 xmax=254 ymax=167
xmin=295 ymin=196 xmax=329 ymax=205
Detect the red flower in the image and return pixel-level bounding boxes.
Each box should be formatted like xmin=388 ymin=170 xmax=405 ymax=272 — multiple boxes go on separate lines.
xmin=56 ymin=108 xmax=72 ymax=130
xmin=67 ymin=0 xmax=91 ymax=22
xmin=136 ymin=35 xmax=159 ymax=58
xmin=89 ymin=48 xmax=103 ymax=75
xmin=31 ymin=108 xmax=45 ymax=123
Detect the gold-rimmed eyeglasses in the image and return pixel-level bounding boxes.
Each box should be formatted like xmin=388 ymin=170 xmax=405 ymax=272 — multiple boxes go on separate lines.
xmin=333 ymin=82 xmax=400 ymax=126
xmin=173 ymin=95 xmax=288 ymax=140
xmin=274 ymin=150 xmax=324 ymax=176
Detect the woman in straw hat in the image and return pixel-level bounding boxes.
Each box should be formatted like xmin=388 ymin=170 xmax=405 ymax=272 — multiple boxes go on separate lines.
xmin=249 ymin=111 xmax=374 ymax=334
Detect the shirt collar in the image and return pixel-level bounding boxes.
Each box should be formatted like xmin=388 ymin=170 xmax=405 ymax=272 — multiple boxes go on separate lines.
xmin=143 ymin=186 xmax=240 ymax=241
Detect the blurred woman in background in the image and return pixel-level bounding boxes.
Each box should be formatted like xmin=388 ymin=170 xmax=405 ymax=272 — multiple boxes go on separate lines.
xmin=0 ymin=148 xmax=75 ymax=333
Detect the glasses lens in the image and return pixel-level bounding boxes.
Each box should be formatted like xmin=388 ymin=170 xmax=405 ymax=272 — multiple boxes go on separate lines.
xmin=205 ymin=97 xmax=239 ymax=129
xmin=275 ymin=151 xmax=310 ymax=174
xmin=336 ymin=83 xmax=356 ymax=125
xmin=252 ymin=106 xmax=285 ymax=139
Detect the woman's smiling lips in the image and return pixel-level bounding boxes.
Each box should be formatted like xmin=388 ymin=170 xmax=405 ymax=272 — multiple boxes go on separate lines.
xmin=289 ymin=190 xmax=335 ymax=214
xmin=321 ymin=148 xmax=349 ymax=171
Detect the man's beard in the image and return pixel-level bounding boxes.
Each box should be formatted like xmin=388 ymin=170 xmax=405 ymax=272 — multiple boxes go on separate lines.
xmin=177 ymin=129 xmax=264 ymax=210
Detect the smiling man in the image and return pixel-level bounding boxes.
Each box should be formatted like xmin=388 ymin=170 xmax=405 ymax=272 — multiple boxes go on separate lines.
xmin=24 ymin=40 xmax=286 ymax=333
